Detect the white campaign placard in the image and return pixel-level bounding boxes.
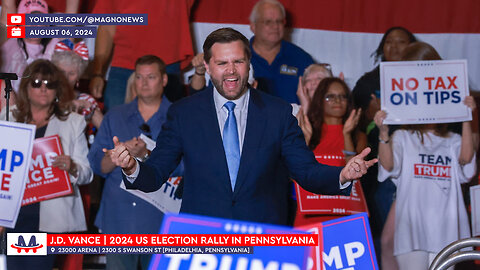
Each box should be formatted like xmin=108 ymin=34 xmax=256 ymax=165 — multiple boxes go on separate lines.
xmin=380 ymin=60 xmax=470 ymax=124
xmin=470 ymin=185 xmax=480 ymax=236
xmin=0 ymin=121 xmax=36 ymax=228
xmin=120 ymin=135 xmax=182 ymax=214
xmin=120 ymin=177 xmax=182 ymax=214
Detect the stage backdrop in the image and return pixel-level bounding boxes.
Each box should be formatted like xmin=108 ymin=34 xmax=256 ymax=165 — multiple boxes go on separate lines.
xmin=189 ymin=0 xmax=480 ymax=91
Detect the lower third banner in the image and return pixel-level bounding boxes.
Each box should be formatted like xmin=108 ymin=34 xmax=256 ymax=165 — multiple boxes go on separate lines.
xmin=149 ymin=213 xmax=311 ymax=270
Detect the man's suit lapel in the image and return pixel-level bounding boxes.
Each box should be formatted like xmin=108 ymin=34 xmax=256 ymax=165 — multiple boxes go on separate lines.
xmin=234 ymin=89 xmax=267 ymax=195
xmin=198 ymin=87 xmax=234 ymax=195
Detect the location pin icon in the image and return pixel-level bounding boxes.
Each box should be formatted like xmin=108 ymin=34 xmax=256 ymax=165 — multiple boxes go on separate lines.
xmin=50 ymin=247 xmax=55 ymax=253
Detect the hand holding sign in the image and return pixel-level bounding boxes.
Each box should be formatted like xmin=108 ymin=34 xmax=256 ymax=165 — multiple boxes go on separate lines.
xmin=52 ymin=155 xmax=79 ymax=178
xmin=51 ymin=155 xmax=72 ymax=171
xmin=464 ymin=96 xmax=476 ymax=111
xmin=340 ymin=147 xmax=377 ymax=184
xmin=374 ymin=110 xmax=389 ymax=137
xmin=103 ymin=136 xmax=137 ymax=175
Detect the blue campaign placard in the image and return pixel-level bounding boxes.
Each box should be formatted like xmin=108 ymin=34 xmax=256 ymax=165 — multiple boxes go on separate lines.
xmin=149 ymin=213 xmax=310 ymax=270
xmin=321 ymin=213 xmax=378 ymax=270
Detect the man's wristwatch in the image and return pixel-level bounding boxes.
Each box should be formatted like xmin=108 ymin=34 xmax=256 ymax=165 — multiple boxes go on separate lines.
xmin=137 ymin=151 xmax=150 ymax=162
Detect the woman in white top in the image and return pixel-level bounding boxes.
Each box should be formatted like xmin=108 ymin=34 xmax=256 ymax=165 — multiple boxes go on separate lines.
xmin=375 ymin=42 xmax=477 ymax=270
xmin=3 ymin=59 xmax=93 ymax=270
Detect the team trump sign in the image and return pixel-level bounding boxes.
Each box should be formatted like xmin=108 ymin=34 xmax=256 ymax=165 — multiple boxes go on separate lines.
xmin=380 ymin=60 xmax=470 ymax=124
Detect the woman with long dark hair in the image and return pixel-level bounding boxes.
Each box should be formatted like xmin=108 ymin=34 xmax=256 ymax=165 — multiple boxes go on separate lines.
xmin=3 ymin=59 xmax=93 ymax=270
xmin=375 ymin=42 xmax=476 ymax=270
xmin=349 ymin=27 xmax=417 ymax=268
xmin=295 ymin=77 xmax=367 ymax=226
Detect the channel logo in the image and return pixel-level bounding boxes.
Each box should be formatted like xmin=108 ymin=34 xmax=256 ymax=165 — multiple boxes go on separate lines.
xmin=7 ymin=14 xmax=25 ymax=25
xmin=7 ymin=27 xmax=25 ymax=38
xmin=7 ymin=233 xmax=47 ymax=255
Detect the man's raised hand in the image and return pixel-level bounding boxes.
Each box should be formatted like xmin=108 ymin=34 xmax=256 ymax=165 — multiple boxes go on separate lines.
xmin=340 ymin=147 xmax=378 ymax=184
xmin=103 ymin=136 xmax=137 ymax=175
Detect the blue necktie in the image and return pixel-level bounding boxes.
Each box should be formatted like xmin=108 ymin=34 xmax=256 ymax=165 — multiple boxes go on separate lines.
xmin=223 ymin=101 xmax=240 ymax=191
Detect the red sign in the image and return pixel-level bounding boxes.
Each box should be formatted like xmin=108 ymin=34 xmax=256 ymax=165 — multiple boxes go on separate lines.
xmin=22 ymin=135 xmax=72 ymax=205
xmin=295 ymin=180 xmax=368 ymax=216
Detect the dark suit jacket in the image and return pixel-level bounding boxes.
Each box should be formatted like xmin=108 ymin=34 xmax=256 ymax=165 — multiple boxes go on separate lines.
xmin=124 ymin=87 xmax=348 ymax=225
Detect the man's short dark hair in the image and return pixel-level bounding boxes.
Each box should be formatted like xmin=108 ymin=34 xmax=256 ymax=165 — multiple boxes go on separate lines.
xmin=135 ymin=55 xmax=166 ymax=75
xmin=203 ymin=28 xmax=251 ymax=63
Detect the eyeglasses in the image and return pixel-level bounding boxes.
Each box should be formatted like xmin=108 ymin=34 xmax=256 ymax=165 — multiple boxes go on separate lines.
xmin=139 ymin=123 xmax=152 ymax=138
xmin=258 ymin=19 xmax=285 ymax=27
xmin=325 ymin=94 xmax=348 ymax=103
xmin=30 ymin=79 xmax=58 ymax=89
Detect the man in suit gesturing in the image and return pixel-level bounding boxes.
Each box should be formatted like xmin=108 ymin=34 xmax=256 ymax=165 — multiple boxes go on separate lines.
xmin=105 ymin=28 xmax=377 ymax=225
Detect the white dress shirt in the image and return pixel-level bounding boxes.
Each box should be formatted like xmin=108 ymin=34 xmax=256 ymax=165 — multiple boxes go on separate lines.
xmin=126 ymin=87 xmax=250 ymax=181
xmin=213 ymin=87 xmax=250 ymax=154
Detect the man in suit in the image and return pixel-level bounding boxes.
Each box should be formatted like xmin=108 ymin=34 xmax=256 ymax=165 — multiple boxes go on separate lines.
xmin=106 ymin=28 xmax=376 ymax=225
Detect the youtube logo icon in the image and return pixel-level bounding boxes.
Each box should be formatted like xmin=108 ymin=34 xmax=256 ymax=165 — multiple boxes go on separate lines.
xmin=7 ymin=14 xmax=25 ymax=25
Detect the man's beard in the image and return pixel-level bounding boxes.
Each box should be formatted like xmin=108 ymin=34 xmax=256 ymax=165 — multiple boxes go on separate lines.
xmin=211 ymin=75 xmax=249 ymax=100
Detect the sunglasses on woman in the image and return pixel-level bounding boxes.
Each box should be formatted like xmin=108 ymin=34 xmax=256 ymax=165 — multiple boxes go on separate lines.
xmin=30 ymin=79 xmax=58 ymax=89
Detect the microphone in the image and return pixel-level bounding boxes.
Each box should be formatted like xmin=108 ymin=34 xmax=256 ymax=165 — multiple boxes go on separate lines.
xmin=0 ymin=73 xmax=18 ymax=80
xmin=1 ymin=73 xmax=16 ymax=121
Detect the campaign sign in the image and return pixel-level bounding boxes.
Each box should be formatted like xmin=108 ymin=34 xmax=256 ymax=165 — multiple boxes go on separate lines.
xmin=23 ymin=135 xmax=72 ymax=205
xmin=120 ymin=176 xmax=182 ymax=214
xmin=0 ymin=121 xmax=35 ymax=228
xmin=120 ymin=134 xmax=183 ymax=214
xmin=380 ymin=60 xmax=470 ymax=124
xmin=295 ymin=181 xmax=368 ymax=216
xmin=320 ymin=213 xmax=378 ymax=270
xmin=149 ymin=213 xmax=310 ymax=270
